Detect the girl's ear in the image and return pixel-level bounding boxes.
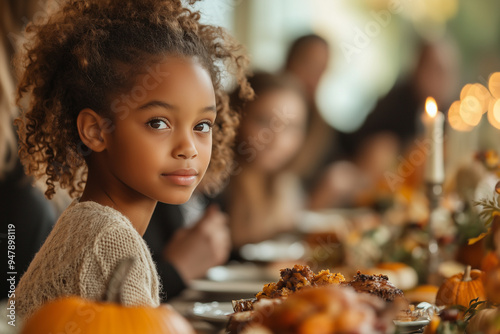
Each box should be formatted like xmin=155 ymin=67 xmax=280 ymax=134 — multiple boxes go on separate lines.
xmin=77 ymin=108 xmax=107 ymax=153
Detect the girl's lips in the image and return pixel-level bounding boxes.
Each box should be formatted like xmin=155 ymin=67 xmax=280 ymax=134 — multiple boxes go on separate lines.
xmin=161 ymin=169 xmax=198 ymax=186
xmin=162 ymin=174 xmax=197 ymax=186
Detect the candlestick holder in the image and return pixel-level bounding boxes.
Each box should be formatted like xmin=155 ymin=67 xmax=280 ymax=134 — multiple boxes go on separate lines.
xmin=425 ymin=182 xmax=443 ymax=285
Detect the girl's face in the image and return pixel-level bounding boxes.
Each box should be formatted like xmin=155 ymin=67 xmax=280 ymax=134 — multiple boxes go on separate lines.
xmin=239 ymin=89 xmax=307 ymax=172
xmin=102 ymin=56 xmax=216 ymax=204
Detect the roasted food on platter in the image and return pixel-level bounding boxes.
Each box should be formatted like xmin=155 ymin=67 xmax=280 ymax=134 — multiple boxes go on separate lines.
xmin=233 ymin=286 xmax=398 ymax=334
xmin=255 ymin=264 xmax=345 ymax=300
xmin=341 ymin=271 xmax=404 ymax=302
xmin=228 ymin=265 xmax=411 ymax=333
xmin=228 ymin=299 xmax=282 ymax=334
xmin=232 ymin=298 xmax=256 ymax=313
xmin=227 ymin=311 xmax=255 ymax=334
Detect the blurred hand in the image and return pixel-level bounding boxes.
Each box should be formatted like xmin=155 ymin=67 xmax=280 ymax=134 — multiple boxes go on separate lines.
xmin=163 ymin=204 xmax=231 ymax=281
xmin=308 ymin=161 xmax=366 ymax=210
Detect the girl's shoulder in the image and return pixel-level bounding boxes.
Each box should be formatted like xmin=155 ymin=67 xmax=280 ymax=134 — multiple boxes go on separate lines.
xmin=50 ymin=200 xmax=147 ymax=260
xmin=56 ymin=199 xmax=135 ymax=235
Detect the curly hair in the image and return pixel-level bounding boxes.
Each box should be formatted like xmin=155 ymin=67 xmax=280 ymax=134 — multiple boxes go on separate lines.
xmin=15 ymin=0 xmax=254 ymax=199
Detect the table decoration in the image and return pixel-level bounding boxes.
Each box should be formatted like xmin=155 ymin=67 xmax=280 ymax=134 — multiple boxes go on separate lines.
xmin=20 ymin=258 xmax=195 ymax=334
xmin=423 ymin=97 xmax=445 ymax=285
xmin=435 ymin=266 xmax=486 ymax=308
xmin=427 ymin=179 xmax=500 ymax=334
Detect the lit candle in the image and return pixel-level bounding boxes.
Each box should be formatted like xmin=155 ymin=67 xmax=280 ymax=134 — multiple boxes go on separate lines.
xmin=423 ymin=97 xmax=445 ymax=184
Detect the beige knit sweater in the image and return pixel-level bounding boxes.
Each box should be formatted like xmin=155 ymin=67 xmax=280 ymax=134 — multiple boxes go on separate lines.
xmin=14 ymin=200 xmax=161 ymax=320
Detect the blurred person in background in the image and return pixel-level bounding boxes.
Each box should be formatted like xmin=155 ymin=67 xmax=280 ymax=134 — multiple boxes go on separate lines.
xmin=308 ymin=133 xmax=400 ymax=210
xmin=219 ymin=72 xmax=308 ymax=249
xmin=338 ymin=37 xmax=460 ymax=161
xmin=0 ymin=0 xmax=56 ymax=300
xmin=283 ymin=34 xmax=339 ymax=188
xmin=144 ymin=198 xmax=231 ymax=299
xmin=311 ymin=38 xmax=460 ymax=210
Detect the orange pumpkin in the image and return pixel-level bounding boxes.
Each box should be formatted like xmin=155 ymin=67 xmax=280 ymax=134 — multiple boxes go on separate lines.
xmin=20 ymin=297 xmax=194 ymax=334
xmin=456 ymin=239 xmax=485 ymax=269
xmin=435 ymin=266 xmax=486 ymax=307
xmin=466 ymin=308 xmax=500 ymax=334
xmin=21 ymin=258 xmax=195 ymax=334
xmin=481 ymin=251 xmax=500 ymax=273
xmin=484 ymin=265 xmax=500 ymax=304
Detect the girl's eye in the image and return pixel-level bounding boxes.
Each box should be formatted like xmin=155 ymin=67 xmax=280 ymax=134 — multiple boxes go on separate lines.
xmin=148 ymin=119 xmax=168 ymax=130
xmin=194 ymin=122 xmax=213 ymax=133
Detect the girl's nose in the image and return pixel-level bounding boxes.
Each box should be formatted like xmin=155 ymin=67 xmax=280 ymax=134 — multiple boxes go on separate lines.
xmin=172 ymin=133 xmax=198 ymax=159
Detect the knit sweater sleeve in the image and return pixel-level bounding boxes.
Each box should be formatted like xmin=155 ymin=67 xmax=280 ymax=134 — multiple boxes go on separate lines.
xmin=91 ymin=225 xmax=159 ymax=307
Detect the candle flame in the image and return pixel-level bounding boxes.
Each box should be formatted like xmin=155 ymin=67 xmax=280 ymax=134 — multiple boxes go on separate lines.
xmin=426 ymin=97 xmax=438 ymax=118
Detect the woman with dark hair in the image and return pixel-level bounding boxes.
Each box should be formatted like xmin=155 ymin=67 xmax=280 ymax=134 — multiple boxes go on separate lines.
xmin=284 ymin=34 xmax=338 ymax=187
xmin=221 ymin=72 xmax=308 ymax=248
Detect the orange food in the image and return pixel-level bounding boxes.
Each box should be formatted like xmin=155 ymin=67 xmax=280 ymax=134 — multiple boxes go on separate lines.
xmin=297 ymin=313 xmax=335 ymax=334
xmin=423 ymin=314 xmax=440 ymax=334
xmin=253 ymin=286 xmax=394 ymax=334
xmin=377 ymin=262 xmax=407 ymax=271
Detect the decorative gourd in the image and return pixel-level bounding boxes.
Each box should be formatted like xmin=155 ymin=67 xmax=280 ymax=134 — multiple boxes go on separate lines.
xmin=485 ymin=264 xmax=500 ymax=304
xmin=21 ymin=258 xmax=195 ymax=334
xmin=435 ymin=266 xmax=486 ymax=307
xmin=466 ymin=308 xmax=500 ymax=334
xmin=457 ymin=239 xmax=485 ymax=269
xmin=481 ymin=251 xmax=500 ymax=273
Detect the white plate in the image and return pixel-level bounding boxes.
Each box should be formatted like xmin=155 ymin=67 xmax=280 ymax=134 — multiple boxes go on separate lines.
xmin=394 ymin=319 xmax=430 ymax=333
xmin=207 ymin=264 xmax=273 ymax=282
xmin=192 ymin=301 xmax=234 ymax=324
xmin=190 ymin=279 xmax=265 ymax=295
xmin=239 ymin=239 xmax=306 ymax=262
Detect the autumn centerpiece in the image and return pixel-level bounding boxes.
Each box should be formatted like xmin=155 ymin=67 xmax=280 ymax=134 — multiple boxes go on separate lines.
xmin=20 ymin=258 xmax=195 ymax=334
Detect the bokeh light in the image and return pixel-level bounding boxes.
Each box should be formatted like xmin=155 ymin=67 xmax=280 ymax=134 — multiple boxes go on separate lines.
xmin=448 ymin=100 xmax=473 ymax=132
xmin=460 ymin=83 xmax=491 ymax=113
xmin=487 ymin=99 xmax=500 ymax=130
xmin=459 ymin=96 xmax=483 ymax=126
xmin=459 ymin=83 xmax=472 ymax=100
xmin=489 ymin=72 xmax=500 ymax=99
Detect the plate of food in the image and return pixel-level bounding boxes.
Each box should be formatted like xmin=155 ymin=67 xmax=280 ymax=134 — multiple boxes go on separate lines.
xmin=190 ymin=301 xmax=432 ymax=333
xmin=225 ymin=264 xmax=432 ymax=334
xmin=394 ymin=302 xmax=436 ymax=333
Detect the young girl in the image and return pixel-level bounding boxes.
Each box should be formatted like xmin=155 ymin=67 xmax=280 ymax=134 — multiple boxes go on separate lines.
xmin=13 ymin=0 xmax=252 ymax=319
xmin=221 ymin=72 xmax=308 ymax=248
